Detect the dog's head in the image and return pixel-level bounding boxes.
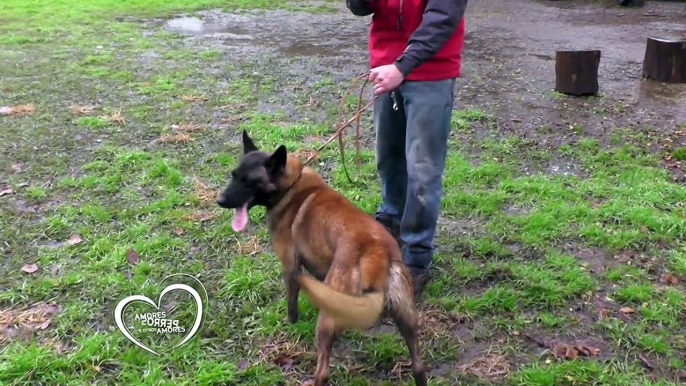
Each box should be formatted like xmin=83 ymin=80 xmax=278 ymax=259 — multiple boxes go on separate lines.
xmin=216 ymin=130 xmax=289 ymax=232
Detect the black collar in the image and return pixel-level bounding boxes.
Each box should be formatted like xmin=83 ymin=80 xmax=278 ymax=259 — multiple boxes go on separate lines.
xmin=264 ymin=170 xmax=303 ymax=209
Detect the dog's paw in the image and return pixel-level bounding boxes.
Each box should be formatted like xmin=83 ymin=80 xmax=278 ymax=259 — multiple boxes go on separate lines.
xmin=284 ymin=313 xmax=299 ymax=324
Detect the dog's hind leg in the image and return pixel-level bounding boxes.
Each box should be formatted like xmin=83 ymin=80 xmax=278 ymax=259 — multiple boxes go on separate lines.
xmin=386 ymin=262 xmax=427 ymax=386
xmin=311 ymin=312 xmax=336 ymax=386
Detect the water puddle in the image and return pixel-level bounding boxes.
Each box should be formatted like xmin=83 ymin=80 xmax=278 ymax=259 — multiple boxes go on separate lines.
xmin=162 ymin=9 xmax=367 ymax=59
xmin=164 ymin=15 xmax=255 ymax=40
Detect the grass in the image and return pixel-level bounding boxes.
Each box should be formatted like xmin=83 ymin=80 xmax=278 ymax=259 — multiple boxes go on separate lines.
xmin=1 ymin=0 xmax=685 ymax=385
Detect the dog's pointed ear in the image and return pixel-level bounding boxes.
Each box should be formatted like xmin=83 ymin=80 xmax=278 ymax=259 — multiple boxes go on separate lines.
xmin=242 ymin=130 xmax=258 ymax=154
xmin=265 ymin=145 xmax=287 ymax=173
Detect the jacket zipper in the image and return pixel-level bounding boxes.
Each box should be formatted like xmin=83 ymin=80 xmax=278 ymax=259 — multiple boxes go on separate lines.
xmin=397 ymin=0 xmax=403 ymax=30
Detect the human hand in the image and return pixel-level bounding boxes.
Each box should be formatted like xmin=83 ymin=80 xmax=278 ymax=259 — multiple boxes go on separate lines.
xmin=368 ymin=64 xmax=404 ymax=95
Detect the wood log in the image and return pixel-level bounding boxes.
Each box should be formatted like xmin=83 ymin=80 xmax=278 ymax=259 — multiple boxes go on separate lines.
xmin=554 ymin=50 xmax=601 ymax=96
xmin=617 ymin=0 xmax=645 ymax=6
xmin=642 ymin=37 xmax=686 ymax=84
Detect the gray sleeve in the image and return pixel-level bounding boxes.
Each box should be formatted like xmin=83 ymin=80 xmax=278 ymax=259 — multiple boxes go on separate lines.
xmin=346 ymin=0 xmax=374 ymax=16
xmin=394 ymin=0 xmax=468 ymax=77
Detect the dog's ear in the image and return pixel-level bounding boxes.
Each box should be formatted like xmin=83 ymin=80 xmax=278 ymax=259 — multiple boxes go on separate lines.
xmin=242 ymin=130 xmax=258 ymax=154
xmin=265 ymin=145 xmax=287 ymax=173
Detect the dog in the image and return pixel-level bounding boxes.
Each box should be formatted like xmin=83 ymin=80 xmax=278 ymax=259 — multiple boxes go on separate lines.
xmin=216 ymin=130 xmax=427 ymax=386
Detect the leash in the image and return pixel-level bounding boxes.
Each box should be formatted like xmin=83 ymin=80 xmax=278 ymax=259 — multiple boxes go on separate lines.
xmin=303 ymin=73 xmax=378 ymax=184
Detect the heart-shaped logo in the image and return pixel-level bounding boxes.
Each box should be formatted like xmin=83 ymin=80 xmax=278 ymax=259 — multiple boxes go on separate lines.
xmin=114 ymin=274 xmax=208 ymax=356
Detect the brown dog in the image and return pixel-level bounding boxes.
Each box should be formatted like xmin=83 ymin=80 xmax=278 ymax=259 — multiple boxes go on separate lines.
xmin=216 ymin=131 xmax=426 ymax=386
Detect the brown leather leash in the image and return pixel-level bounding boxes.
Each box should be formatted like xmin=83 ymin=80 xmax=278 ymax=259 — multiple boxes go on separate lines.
xmin=303 ymin=73 xmax=377 ymax=184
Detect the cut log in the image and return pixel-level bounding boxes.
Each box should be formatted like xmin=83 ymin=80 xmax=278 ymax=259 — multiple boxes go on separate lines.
xmin=617 ymin=0 xmax=645 ymax=6
xmin=554 ymin=50 xmax=602 ymax=96
xmin=642 ymin=37 xmax=686 ymax=84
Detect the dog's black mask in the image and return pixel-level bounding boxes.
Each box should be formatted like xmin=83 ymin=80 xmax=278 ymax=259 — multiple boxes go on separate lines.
xmin=216 ymin=130 xmax=288 ymax=231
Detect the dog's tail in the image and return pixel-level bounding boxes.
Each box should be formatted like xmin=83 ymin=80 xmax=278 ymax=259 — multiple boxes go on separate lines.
xmin=296 ymin=274 xmax=384 ymax=330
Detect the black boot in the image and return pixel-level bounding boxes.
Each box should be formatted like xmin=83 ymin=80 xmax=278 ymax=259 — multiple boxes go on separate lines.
xmin=374 ymin=215 xmax=403 ymax=248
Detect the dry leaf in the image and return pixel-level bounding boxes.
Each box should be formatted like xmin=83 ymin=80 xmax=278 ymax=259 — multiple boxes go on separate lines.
xmin=156 ymin=133 xmax=193 ymax=144
xmin=11 ymin=164 xmax=22 ymax=172
xmin=99 ymin=110 xmax=125 ymax=124
xmin=66 ymin=234 xmax=82 ymax=245
xmin=639 ymin=225 xmax=648 ymax=233
xmin=551 ymin=342 xmax=600 ymax=360
xmin=126 ymin=248 xmax=140 ymax=265
xmin=172 ymin=227 xmax=184 ymax=236
xmin=0 ymin=187 xmax=13 ymax=196
xmin=0 ymin=104 xmax=36 ymax=115
xmin=38 ymin=320 xmax=51 ymax=330
xmin=68 ymin=104 xmax=99 ymax=115
xmin=575 ymin=344 xmax=600 ymax=356
xmin=181 ymin=94 xmax=205 ymax=102
xmin=660 ymin=273 xmax=680 ymax=285
xmin=619 ymin=306 xmax=635 ymax=314
xmin=20 ymin=263 xmax=39 ymax=274
xmin=274 ymin=356 xmax=294 ymax=371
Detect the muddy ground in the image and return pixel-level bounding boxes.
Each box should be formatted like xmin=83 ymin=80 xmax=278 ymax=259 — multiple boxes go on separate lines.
xmin=157 ymin=0 xmax=686 ymax=172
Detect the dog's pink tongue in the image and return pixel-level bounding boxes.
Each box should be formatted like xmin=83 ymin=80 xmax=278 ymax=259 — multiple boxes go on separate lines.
xmin=232 ymin=203 xmax=249 ymax=232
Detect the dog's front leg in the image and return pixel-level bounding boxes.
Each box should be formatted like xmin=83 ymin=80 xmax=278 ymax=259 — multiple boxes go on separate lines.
xmin=283 ymin=267 xmax=300 ymax=324
xmin=274 ymin=237 xmax=301 ymax=324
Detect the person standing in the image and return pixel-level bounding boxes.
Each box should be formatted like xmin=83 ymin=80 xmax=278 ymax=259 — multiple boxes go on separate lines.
xmin=346 ymin=0 xmax=468 ymax=294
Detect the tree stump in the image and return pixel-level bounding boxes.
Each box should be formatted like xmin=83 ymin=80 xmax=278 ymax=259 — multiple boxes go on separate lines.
xmin=554 ymin=50 xmax=602 ymax=96
xmin=642 ymin=37 xmax=686 ymax=84
xmin=617 ymin=0 xmax=645 ymax=6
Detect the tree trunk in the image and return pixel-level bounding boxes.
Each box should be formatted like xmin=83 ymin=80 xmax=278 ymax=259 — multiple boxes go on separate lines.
xmin=642 ymin=37 xmax=686 ymax=84
xmin=554 ymin=50 xmax=602 ymax=96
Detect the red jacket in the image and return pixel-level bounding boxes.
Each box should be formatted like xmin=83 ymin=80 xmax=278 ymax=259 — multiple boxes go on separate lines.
xmin=348 ymin=0 xmax=468 ymax=81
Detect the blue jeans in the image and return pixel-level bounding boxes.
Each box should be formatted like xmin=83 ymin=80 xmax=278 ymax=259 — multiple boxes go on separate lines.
xmin=373 ymin=78 xmax=456 ymax=272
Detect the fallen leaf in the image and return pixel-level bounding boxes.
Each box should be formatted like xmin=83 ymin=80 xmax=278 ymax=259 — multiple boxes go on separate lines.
xmin=575 ymin=344 xmax=600 ymax=356
xmin=619 ymin=306 xmax=635 ymax=314
xmin=11 ymin=164 xmax=22 ymax=172
xmin=38 ymin=320 xmax=51 ymax=330
xmin=0 ymin=187 xmax=13 ymax=196
xmin=172 ymin=227 xmax=184 ymax=236
xmin=0 ymin=104 xmax=35 ymax=115
xmin=639 ymin=225 xmax=648 ymax=233
xmin=274 ymin=356 xmax=294 ymax=371
xmin=236 ymin=359 xmax=250 ymax=371
xmin=551 ymin=342 xmax=600 ymax=360
xmin=126 ymin=248 xmax=139 ymax=265
xmin=512 ymin=330 xmax=520 ymax=336
xmin=20 ymin=263 xmax=39 ymax=274
xmin=181 ymin=94 xmax=205 ymax=102
xmin=660 ymin=272 xmax=680 ymax=285
xmin=66 ymin=234 xmax=82 ymax=246
xmin=68 ymin=104 xmax=99 ymax=115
